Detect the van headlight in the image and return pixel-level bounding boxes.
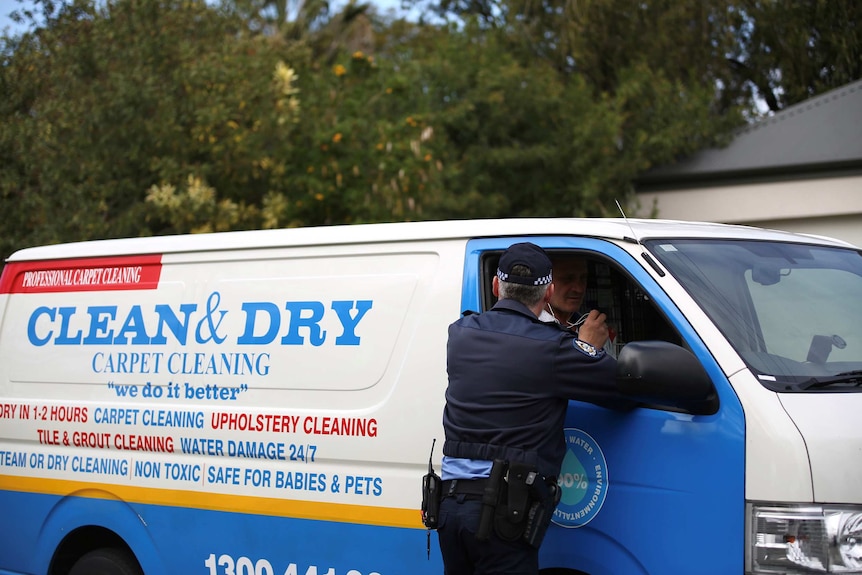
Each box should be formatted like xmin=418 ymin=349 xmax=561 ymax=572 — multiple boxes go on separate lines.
xmin=748 ymin=503 xmax=862 ymax=573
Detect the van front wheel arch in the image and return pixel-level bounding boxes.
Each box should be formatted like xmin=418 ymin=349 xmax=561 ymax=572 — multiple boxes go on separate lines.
xmin=68 ymin=548 xmax=143 ymax=575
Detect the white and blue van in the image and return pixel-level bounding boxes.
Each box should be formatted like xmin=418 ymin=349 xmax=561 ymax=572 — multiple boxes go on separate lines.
xmin=0 ymin=218 xmax=860 ymax=575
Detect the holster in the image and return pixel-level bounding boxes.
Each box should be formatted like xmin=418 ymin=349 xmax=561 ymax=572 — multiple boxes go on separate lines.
xmin=494 ymin=461 xmax=535 ymax=542
xmin=472 ymin=460 xmax=562 ymax=549
xmin=523 ymin=477 xmax=562 ymax=548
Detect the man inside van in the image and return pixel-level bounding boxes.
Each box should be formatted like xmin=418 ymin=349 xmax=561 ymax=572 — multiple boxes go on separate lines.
xmin=539 ymin=254 xmax=589 ymax=328
xmin=539 ymin=254 xmax=616 ymax=355
xmin=438 ymin=242 xmax=626 ymax=575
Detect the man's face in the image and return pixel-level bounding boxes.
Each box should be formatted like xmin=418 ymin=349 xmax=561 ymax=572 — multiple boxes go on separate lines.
xmin=549 ymin=258 xmax=588 ymax=318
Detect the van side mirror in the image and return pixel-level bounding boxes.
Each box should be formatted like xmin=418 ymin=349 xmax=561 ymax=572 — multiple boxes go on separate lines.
xmin=616 ymin=341 xmax=719 ymax=415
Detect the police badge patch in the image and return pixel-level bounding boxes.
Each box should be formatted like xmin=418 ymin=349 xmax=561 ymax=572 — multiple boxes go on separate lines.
xmin=573 ymin=339 xmax=599 ymax=357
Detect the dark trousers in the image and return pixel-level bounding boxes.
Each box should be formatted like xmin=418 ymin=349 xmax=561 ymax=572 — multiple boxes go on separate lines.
xmin=437 ymin=495 xmax=538 ymax=575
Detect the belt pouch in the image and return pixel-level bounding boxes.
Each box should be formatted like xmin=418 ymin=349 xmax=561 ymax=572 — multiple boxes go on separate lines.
xmin=421 ymin=469 xmax=441 ymax=529
xmin=421 ymin=440 xmax=441 ymax=530
xmin=476 ymin=459 xmax=507 ymax=541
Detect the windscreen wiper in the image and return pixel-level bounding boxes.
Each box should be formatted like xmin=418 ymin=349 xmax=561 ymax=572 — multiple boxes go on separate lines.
xmin=798 ymin=370 xmax=862 ymax=390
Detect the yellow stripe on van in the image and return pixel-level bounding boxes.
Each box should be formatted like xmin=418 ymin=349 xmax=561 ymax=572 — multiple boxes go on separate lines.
xmin=0 ymin=474 xmax=422 ymax=529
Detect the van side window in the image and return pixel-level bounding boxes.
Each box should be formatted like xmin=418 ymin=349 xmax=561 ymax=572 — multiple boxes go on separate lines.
xmin=480 ymin=251 xmax=681 ymax=351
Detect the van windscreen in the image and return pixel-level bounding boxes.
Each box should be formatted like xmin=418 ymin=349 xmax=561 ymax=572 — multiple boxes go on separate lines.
xmin=645 ymin=239 xmax=862 ymax=392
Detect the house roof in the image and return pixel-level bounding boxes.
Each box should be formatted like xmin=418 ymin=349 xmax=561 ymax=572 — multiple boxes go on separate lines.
xmin=637 ymin=79 xmax=862 ymax=188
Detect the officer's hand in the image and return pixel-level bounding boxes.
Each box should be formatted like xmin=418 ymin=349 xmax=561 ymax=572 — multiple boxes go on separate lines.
xmin=577 ymin=310 xmax=609 ymax=348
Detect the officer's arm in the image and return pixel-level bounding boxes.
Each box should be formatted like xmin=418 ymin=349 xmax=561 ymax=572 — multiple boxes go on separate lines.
xmin=553 ymin=336 xmax=634 ymax=410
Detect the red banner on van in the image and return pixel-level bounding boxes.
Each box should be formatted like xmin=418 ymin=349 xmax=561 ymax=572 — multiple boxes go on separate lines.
xmin=0 ymin=255 xmax=162 ymax=294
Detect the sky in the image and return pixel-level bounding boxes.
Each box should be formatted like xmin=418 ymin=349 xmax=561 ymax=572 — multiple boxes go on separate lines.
xmin=0 ymin=0 xmax=26 ymax=35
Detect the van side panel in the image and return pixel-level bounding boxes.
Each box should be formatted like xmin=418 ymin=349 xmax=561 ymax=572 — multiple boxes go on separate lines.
xmin=0 ymin=240 xmax=461 ymax=574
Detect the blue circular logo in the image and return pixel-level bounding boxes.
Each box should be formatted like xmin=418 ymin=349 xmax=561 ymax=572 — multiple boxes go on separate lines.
xmin=552 ymin=428 xmax=608 ymax=528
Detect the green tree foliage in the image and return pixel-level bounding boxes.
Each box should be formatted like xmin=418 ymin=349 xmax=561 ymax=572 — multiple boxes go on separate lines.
xmin=379 ymin=20 xmax=628 ymax=217
xmin=422 ymin=0 xmax=861 ymax=112
xmin=0 ymin=0 xmax=456 ymax=260
xmin=1 ymin=0 xmax=310 ymax=254
xmin=0 ymin=0 xmax=859 ymax=263
xmin=729 ymin=0 xmax=861 ymax=111
xmin=383 ymin=11 xmax=741 ymax=217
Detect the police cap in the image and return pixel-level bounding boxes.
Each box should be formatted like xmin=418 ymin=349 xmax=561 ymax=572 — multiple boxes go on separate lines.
xmin=496 ymin=242 xmax=553 ymax=286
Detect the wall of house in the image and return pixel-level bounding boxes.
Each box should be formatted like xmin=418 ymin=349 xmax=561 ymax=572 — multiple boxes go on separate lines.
xmin=635 ymin=174 xmax=862 ymax=248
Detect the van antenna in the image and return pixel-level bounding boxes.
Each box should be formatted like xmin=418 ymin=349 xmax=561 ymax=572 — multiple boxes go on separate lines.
xmin=615 ymin=199 xmax=641 ymax=246
xmin=615 ymin=199 xmax=666 ymax=277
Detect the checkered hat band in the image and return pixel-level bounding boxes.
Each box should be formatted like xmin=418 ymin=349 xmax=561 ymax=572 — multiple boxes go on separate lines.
xmin=497 ymin=269 xmax=553 ymax=286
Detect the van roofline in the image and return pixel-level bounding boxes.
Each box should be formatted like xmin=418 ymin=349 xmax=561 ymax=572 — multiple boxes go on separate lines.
xmin=6 ymin=218 xmax=855 ymax=262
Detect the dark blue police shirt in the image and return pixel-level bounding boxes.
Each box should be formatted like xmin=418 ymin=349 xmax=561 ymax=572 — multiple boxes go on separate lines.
xmin=442 ymin=298 xmax=622 ymax=479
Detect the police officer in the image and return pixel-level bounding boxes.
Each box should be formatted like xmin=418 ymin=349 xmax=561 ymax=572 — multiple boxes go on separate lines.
xmin=438 ymin=242 xmax=625 ymax=575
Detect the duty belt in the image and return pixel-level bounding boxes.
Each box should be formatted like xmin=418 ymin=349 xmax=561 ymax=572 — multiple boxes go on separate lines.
xmin=442 ymin=478 xmax=488 ymax=497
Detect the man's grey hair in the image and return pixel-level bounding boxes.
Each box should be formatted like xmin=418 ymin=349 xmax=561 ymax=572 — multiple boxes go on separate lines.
xmin=498 ymin=264 xmax=550 ymax=307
